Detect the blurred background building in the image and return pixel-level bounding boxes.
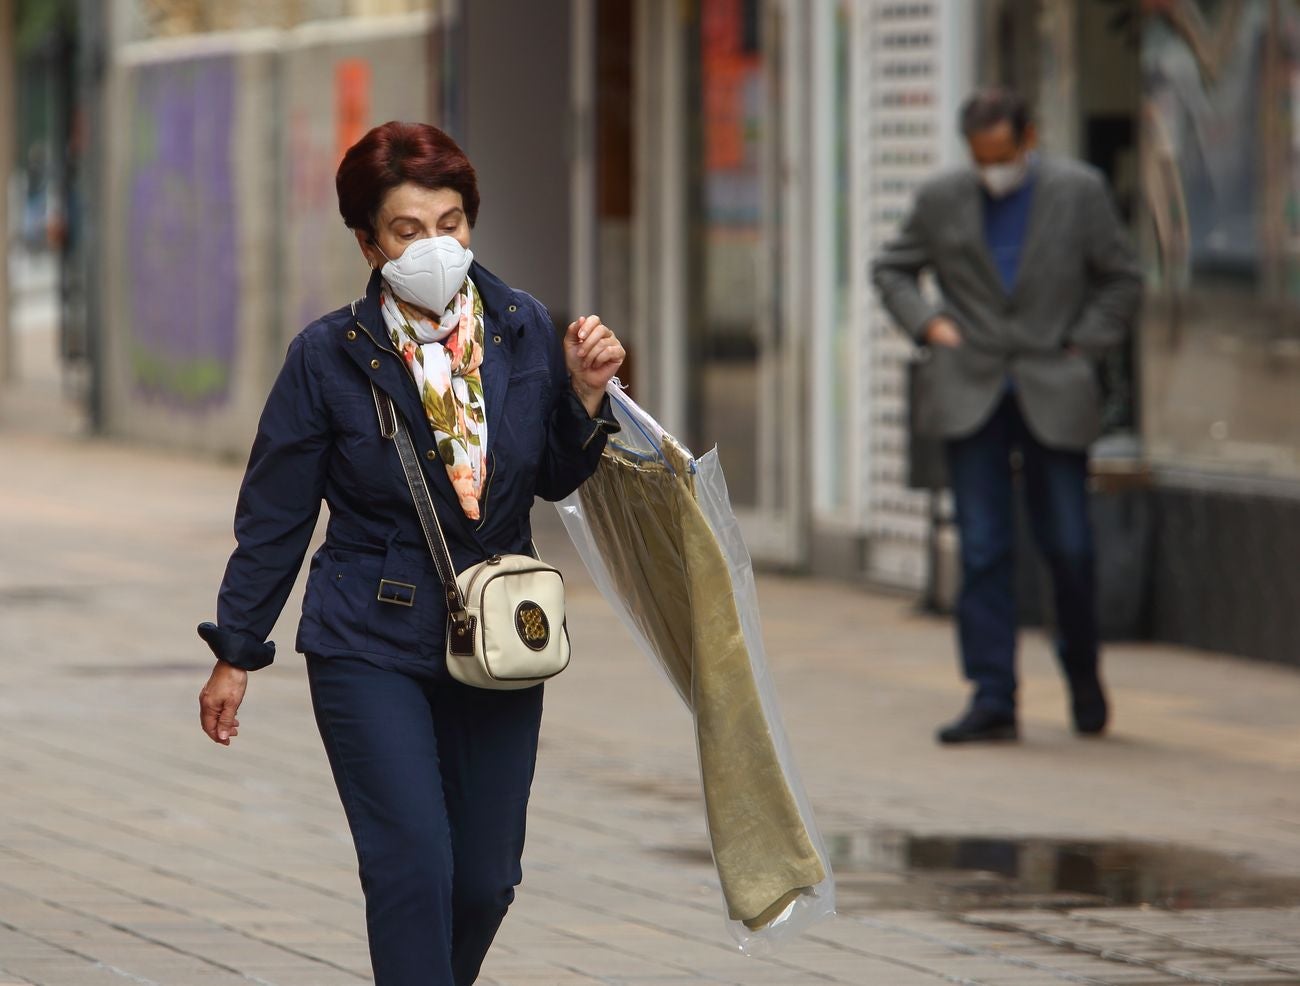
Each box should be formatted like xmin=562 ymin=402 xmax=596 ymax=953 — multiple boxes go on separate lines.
xmin=2 ymin=0 xmax=1297 ymax=664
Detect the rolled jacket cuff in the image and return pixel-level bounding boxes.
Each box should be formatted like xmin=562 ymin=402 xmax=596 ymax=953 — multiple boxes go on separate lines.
xmin=561 ymin=388 xmax=621 ymax=452
xmin=197 ymin=621 xmax=276 ymax=671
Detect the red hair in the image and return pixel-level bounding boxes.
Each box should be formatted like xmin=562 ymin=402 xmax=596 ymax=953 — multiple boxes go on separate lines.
xmin=336 ymin=121 xmax=480 ymax=237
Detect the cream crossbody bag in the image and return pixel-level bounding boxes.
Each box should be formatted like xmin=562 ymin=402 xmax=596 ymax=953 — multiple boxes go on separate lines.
xmin=371 ymin=382 xmax=571 ymax=690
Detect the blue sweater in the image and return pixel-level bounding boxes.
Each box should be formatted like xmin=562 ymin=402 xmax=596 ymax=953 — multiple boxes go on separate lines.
xmin=983 ymin=175 xmax=1036 ymax=294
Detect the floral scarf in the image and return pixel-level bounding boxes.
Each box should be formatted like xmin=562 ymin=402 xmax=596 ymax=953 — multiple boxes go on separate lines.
xmin=379 ymin=278 xmax=488 ymax=520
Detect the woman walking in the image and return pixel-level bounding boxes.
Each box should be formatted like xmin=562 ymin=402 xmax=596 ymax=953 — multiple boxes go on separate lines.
xmin=196 ymin=121 xmax=625 ymax=985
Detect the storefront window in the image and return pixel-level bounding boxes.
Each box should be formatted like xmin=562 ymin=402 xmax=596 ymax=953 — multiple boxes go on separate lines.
xmin=827 ymin=0 xmax=854 ymax=512
xmin=687 ymin=0 xmax=769 ymax=508
xmin=1140 ymin=1 xmax=1300 ymax=479
xmin=594 ymin=0 xmax=634 ymax=389
xmin=810 ymin=0 xmax=857 ymax=516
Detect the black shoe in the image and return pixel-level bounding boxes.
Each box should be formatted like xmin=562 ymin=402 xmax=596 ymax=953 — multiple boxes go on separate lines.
xmin=1071 ymin=677 xmax=1109 ymax=736
xmin=937 ymin=707 xmax=1019 ymax=745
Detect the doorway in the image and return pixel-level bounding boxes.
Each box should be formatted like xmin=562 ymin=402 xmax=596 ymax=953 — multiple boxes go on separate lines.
xmin=682 ymin=0 xmax=802 ymax=561
xmin=585 ymin=0 xmax=805 ymax=564
xmin=4 ymin=0 xmax=89 ymax=430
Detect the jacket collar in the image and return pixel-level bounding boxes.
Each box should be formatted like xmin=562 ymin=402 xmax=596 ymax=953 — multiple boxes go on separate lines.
xmin=950 ymin=170 xmax=1001 ymax=293
xmin=467 ymin=261 xmax=527 ymax=452
xmin=469 ymin=260 xmax=531 ymax=336
xmin=343 ymin=263 xmax=526 ymax=537
xmin=956 ymin=156 xmax=1061 ymax=299
xmin=350 ymin=263 xmax=526 ymax=428
xmin=1008 ymin=158 xmax=1064 ymax=303
xmin=348 ymin=268 xmax=430 ymax=445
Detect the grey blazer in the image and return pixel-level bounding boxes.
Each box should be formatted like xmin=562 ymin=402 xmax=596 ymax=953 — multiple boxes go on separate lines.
xmin=871 ymin=156 xmax=1142 ymax=451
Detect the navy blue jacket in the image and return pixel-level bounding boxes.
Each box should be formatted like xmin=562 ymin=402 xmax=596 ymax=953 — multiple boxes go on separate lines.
xmin=199 ymin=263 xmax=616 ymax=672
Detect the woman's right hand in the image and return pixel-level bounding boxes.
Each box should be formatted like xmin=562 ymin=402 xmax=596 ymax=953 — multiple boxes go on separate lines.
xmin=199 ymin=660 xmax=247 ymax=746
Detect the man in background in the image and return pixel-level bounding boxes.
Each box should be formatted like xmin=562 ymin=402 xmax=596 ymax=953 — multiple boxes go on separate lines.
xmin=872 ymin=88 xmax=1142 ymax=744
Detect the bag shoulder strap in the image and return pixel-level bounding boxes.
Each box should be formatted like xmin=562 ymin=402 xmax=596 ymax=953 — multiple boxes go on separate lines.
xmin=367 ymin=369 xmax=468 ymax=624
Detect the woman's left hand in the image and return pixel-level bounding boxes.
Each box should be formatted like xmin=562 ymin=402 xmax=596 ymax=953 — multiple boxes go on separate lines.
xmin=564 ymin=315 xmax=626 ymax=417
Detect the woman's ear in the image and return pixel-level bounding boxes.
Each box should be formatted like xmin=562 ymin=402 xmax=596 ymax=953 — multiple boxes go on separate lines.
xmin=354 ymin=228 xmax=380 ymax=270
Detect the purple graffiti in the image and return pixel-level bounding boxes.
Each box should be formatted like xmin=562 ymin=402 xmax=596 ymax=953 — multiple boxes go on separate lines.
xmin=128 ymin=55 xmax=239 ymax=409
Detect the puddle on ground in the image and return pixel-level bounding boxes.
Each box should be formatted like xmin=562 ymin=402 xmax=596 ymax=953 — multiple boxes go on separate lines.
xmin=657 ymin=832 xmax=1300 ymax=913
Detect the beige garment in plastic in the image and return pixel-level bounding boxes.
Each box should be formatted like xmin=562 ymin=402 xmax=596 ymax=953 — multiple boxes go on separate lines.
xmin=577 ymin=437 xmax=826 ymax=929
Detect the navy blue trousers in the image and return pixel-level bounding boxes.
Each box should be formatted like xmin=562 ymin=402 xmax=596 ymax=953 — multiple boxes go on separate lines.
xmin=306 ymin=655 xmax=543 ymax=986
xmin=945 ymin=393 xmax=1099 ymax=716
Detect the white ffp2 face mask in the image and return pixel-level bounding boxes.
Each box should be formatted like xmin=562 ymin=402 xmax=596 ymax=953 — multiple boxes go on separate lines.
xmin=978 ymin=158 xmax=1031 ymax=199
xmin=378 ymin=235 xmax=474 ymax=314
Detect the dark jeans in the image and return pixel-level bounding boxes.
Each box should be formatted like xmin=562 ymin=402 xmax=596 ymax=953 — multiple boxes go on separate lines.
xmin=306 ymin=655 xmax=544 ymax=986
xmin=945 ymin=393 xmax=1099 ymax=716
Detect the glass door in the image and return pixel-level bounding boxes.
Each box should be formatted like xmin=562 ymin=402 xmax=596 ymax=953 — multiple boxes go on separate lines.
xmin=684 ymin=0 xmax=803 ymax=562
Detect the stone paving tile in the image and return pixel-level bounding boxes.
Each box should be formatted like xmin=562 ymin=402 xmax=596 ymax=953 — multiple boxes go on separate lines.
xmin=4 ymin=420 xmax=1300 ymax=983
xmin=960 ymin=910 xmax=1300 ymax=985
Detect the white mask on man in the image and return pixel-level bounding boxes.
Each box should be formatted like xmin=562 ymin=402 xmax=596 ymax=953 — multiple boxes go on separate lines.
xmin=377 ymin=235 xmax=474 ymax=314
xmin=978 ymin=157 xmax=1032 ymax=198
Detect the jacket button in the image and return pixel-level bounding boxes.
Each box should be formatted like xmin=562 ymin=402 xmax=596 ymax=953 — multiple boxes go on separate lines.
xmin=507 ymin=304 xmax=517 ymax=313
xmin=426 ymin=450 xmax=437 ymax=461
xmin=493 ymin=334 xmax=502 ymax=345
xmin=346 ymin=330 xmax=357 ymax=341
xmin=370 ymin=359 xmax=381 ymax=369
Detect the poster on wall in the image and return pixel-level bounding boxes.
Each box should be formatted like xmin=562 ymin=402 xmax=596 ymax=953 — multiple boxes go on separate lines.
xmin=127 ymin=56 xmax=239 ymax=411
xmin=702 ymin=0 xmax=763 ymax=226
xmin=335 ymin=59 xmax=372 ymax=165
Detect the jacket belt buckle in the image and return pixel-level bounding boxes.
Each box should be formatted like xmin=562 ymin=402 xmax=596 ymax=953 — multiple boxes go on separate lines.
xmin=377 ymin=578 xmax=417 ymax=607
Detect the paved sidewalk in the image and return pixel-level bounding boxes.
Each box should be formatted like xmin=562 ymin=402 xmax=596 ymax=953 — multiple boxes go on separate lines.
xmin=1 ymin=391 xmax=1299 ymax=985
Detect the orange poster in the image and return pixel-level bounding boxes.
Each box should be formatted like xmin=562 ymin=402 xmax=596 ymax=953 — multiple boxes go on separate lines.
xmin=702 ymin=0 xmax=759 ymax=172
xmin=336 ymin=60 xmax=372 ymax=163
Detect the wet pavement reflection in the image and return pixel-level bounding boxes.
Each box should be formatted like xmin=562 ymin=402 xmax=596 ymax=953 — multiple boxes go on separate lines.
xmin=658 ymin=831 xmax=1300 ymax=913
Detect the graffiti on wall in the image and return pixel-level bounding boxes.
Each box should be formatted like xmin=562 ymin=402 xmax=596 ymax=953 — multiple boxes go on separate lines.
xmin=127 ymin=55 xmax=239 ymax=409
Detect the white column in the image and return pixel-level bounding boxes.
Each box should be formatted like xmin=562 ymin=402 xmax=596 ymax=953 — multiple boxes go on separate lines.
xmin=809 ymin=1 xmax=836 ymax=517
xmin=657 ymin=1 xmax=687 ymax=438
xmin=0 ymin=0 xmax=13 ymax=384
xmin=631 ymin=0 xmax=687 ymax=436
xmin=858 ymin=0 xmax=974 ymax=589
xmin=569 ymin=0 xmax=596 ymax=319
xmin=937 ymin=0 xmax=977 ymax=168
xmin=1035 ymin=0 xmax=1078 ymax=157
xmin=766 ymin=0 xmax=808 ymax=559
